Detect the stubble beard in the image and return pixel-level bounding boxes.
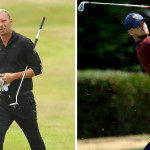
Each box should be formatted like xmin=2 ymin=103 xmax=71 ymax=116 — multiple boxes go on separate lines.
xmin=0 ymin=29 xmax=9 ymax=37
xmin=138 ymin=32 xmax=149 ymax=40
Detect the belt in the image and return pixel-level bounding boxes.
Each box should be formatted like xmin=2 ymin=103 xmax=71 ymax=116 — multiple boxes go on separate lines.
xmin=0 ymin=90 xmax=32 ymax=99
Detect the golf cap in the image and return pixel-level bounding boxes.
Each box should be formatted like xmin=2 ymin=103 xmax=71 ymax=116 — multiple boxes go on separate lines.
xmin=124 ymin=13 xmax=149 ymax=30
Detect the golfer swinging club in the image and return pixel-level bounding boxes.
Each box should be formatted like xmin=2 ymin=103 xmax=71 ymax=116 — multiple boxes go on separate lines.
xmin=0 ymin=9 xmax=46 ymax=149
xmin=124 ymin=13 xmax=150 ymax=150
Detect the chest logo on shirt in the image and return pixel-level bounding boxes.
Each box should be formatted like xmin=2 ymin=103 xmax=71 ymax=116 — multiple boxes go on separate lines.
xmin=132 ymin=15 xmax=138 ymax=20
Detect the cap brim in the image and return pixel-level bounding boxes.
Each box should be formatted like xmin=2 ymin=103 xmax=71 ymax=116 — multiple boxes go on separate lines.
xmin=143 ymin=18 xmax=149 ymax=21
xmin=132 ymin=18 xmax=149 ymax=28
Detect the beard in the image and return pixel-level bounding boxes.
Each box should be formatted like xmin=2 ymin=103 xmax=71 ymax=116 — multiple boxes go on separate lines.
xmin=137 ymin=32 xmax=149 ymax=39
xmin=0 ymin=30 xmax=7 ymax=36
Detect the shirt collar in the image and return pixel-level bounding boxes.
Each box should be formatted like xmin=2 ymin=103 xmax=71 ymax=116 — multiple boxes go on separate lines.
xmin=0 ymin=30 xmax=18 ymax=46
xmin=134 ymin=40 xmax=143 ymax=47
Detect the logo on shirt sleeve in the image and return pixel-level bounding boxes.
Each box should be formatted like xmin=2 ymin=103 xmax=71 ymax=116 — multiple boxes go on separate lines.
xmin=40 ymin=64 xmax=43 ymax=73
xmin=33 ymin=48 xmax=37 ymax=53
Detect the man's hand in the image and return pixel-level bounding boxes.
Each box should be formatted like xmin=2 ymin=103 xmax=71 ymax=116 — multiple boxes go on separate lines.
xmin=0 ymin=69 xmax=35 ymax=84
xmin=0 ymin=73 xmax=15 ymax=84
xmin=0 ymin=78 xmax=4 ymax=87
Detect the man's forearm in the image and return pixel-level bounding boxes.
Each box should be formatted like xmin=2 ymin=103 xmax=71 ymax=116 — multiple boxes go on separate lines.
xmin=13 ymin=68 xmax=35 ymax=80
xmin=0 ymin=68 xmax=35 ymax=84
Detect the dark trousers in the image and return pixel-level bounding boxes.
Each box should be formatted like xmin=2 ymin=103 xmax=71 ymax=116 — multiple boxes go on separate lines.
xmin=0 ymin=92 xmax=46 ymax=150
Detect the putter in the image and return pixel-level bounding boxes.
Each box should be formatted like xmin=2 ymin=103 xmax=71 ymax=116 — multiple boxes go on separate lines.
xmin=9 ymin=17 xmax=46 ymax=110
xmin=78 ymin=1 xmax=150 ymax=12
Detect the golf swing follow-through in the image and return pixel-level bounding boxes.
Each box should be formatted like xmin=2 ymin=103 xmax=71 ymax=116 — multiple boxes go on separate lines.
xmin=78 ymin=1 xmax=150 ymax=150
xmin=0 ymin=9 xmax=46 ymax=150
xmin=124 ymin=12 xmax=150 ymax=150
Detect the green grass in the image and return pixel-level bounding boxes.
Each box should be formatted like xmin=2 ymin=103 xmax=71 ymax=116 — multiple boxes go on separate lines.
xmin=2 ymin=0 xmax=75 ymax=150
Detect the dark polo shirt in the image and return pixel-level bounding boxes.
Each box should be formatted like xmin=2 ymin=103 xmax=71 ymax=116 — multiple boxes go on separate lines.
xmin=0 ymin=30 xmax=42 ymax=94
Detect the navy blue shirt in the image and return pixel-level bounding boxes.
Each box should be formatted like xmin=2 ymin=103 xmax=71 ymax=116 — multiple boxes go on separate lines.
xmin=0 ymin=30 xmax=42 ymax=94
xmin=134 ymin=40 xmax=143 ymax=47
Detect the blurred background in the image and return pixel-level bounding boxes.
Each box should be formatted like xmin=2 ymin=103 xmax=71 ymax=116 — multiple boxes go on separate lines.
xmin=1 ymin=0 xmax=75 ymax=150
xmin=77 ymin=0 xmax=150 ymax=150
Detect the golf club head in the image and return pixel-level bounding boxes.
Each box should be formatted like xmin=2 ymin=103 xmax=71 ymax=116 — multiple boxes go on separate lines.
xmin=9 ymin=103 xmax=20 ymax=110
xmin=78 ymin=1 xmax=89 ymax=12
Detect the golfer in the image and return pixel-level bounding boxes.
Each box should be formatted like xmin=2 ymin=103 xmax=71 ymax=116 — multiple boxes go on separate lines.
xmin=0 ymin=9 xmax=46 ymax=150
xmin=124 ymin=13 xmax=150 ymax=74
xmin=124 ymin=13 xmax=150 ymax=150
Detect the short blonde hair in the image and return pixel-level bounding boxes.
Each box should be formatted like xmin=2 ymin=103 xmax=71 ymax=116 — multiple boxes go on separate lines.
xmin=0 ymin=9 xmax=10 ymax=19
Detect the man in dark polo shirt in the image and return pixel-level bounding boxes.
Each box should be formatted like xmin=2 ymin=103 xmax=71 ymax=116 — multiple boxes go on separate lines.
xmin=124 ymin=13 xmax=150 ymax=150
xmin=0 ymin=9 xmax=46 ymax=150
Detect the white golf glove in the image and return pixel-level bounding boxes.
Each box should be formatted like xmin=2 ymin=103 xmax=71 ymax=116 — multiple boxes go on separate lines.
xmin=0 ymin=78 xmax=10 ymax=91
xmin=3 ymin=84 xmax=10 ymax=91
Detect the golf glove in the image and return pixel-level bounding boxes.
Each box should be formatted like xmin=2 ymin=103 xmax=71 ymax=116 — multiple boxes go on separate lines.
xmin=3 ymin=84 xmax=10 ymax=91
xmin=0 ymin=78 xmax=10 ymax=91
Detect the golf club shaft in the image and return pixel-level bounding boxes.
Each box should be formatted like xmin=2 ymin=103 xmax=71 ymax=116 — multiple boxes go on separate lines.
xmin=90 ymin=2 xmax=149 ymax=8
xmin=14 ymin=17 xmax=46 ymax=104
xmin=15 ymin=65 xmax=28 ymax=104
xmin=78 ymin=1 xmax=150 ymax=12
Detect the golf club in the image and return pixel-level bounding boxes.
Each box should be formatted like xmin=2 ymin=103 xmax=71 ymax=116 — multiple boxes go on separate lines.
xmin=9 ymin=17 xmax=46 ymax=110
xmin=78 ymin=1 xmax=150 ymax=12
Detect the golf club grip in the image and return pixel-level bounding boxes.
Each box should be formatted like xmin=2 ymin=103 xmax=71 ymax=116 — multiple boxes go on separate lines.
xmin=40 ymin=17 xmax=46 ymax=29
xmin=34 ymin=17 xmax=46 ymax=47
xmin=34 ymin=38 xmax=38 ymax=47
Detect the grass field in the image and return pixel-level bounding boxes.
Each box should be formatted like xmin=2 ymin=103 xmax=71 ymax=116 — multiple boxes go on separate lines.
xmin=1 ymin=0 xmax=75 ymax=150
xmin=78 ymin=134 xmax=150 ymax=150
